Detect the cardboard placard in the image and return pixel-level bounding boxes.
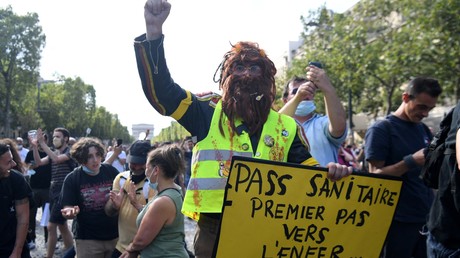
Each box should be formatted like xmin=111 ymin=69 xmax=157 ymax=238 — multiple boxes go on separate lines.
xmin=216 ymin=157 xmax=402 ymax=258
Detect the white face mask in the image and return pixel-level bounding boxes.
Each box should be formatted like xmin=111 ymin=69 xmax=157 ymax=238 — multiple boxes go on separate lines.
xmin=295 ymin=100 xmax=316 ymax=116
xmin=17 ymin=144 xmax=23 ymax=150
xmin=53 ymin=138 xmax=63 ymax=149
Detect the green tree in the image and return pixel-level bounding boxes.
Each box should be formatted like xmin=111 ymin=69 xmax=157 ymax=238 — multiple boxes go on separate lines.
xmin=30 ymin=76 xmax=130 ymax=141
xmin=0 ymin=6 xmax=45 ymax=137
xmin=285 ymin=0 xmax=459 ymax=120
xmin=153 ymin=121 xmax=190 ymax=143
xmin=404 ymin=0 xmax=460 ymax=101
xmin=89 ymin=106 xmax=114 ymax=139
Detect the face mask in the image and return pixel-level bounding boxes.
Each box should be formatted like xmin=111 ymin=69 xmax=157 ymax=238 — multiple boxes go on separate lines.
xmin=53 ymin=138 xmax=63 ymax=148
xmin=148 ymin=181 xmax=158 ymax=190
xmin=82 ymin=165 xmax=98 ymax=175
xmin=147 ymin=169 xmax=158 ymax=190
xmin=295 ymin=100 xmax=316 ymax=116
xmin=17 ymin=144 xmax=23 ymax=150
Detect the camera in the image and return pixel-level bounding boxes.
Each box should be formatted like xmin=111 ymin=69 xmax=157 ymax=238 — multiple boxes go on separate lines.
xmin=117 ymin=139 xmax=123 ymax=147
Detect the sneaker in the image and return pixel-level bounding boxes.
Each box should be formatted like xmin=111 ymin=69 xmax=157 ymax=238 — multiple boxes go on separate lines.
xmin=27 ymin=241 xmax=36 ymax=250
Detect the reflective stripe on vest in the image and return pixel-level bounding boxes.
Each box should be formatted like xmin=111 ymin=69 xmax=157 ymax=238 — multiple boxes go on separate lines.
xmin=193 ymin=149 xmax=252 ymax=164
xmin=182 ymin=100 xmax=297 ymax=220
xmin=187 ymin=177 xmax=227 ymax=190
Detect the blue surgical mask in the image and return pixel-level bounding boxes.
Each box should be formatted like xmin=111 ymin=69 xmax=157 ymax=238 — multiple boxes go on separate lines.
xmin=82 ymin=165 xmax=98 ymax=175
xmin=148 ymin=182 xmax=158 ymax=190
xmin=146 ymin=169 xmax=158 ymax=190
xmin=295 ymin=100 xmax=316 ymax=116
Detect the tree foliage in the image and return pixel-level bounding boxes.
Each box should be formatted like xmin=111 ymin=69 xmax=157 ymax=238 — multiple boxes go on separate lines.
xmin=0 ymin=6 xmax=45 ymax=137
xmin=282 ymin=0 xmax=459 ymax=121
xmin=153 ymin=121 xmax=190 ymax=144
xmin=0 ymin=6 xmax=131 ymax=143
xmin=16 ymin=76 xmax=131 ymax=142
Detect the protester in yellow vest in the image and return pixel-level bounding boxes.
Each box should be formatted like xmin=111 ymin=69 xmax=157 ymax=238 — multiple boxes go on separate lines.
xmin=134 ymin=1 xmax=353 ymax=256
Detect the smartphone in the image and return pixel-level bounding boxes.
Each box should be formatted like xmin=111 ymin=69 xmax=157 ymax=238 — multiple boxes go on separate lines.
xmin=117 ymin=139 xmax=123 ymax=147
xmin=309 ymin=61 xmax=323 ymax=69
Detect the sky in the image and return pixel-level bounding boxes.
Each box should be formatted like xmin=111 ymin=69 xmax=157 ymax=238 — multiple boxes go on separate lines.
xmin=1 ymin=0 xmax=359 ymax=136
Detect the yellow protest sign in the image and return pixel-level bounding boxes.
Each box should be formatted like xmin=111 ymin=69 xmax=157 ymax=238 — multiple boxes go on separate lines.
xmin=216 ymin=157 xmax=403 ymax=258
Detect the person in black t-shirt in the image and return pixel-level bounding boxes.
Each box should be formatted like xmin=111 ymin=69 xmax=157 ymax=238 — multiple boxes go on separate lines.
xmin=61 ymin=137 xmax=119 ymax=257
xmin=0 ymin=141 xmax=32 ymax=258
xmin=365 ymin=77 xmax=442 ymax=257
xmin=25 ymin=134 xmax=52 ymax=246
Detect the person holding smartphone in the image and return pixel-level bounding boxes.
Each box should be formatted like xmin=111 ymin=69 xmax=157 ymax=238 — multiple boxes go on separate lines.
xmin=105 ymin=138 xmax=127 ymax=173
xmin=279 ymin=62 xmax=348 ymax=167
xmin=279 ymin=62 xmax=347 ymax=167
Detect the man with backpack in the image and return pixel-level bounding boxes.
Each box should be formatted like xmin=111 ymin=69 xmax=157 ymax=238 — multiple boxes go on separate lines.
xmin=364 ymin=77 xmax=442 ymax=258
xmin=425 ymin=101 xmax=460 ymax=256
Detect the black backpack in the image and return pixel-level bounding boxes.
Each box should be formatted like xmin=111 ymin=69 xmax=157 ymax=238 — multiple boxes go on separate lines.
xmin=420 ymin=107 xmax=455 ymax=189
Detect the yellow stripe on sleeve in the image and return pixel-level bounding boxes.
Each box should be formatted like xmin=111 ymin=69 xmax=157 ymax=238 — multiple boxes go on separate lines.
xmin=301 ymin=157 xmax=319 ymax=167
xmin=171 ymin=90 xmax=192 ymax=120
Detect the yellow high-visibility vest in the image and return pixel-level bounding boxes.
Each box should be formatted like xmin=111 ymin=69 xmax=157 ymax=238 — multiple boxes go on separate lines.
xmin=182 ymin=101 xmax=298 ymax=220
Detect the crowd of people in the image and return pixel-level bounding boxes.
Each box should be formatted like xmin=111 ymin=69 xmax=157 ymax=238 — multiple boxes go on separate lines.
xmin=0 ymin=131 xmax=196 ymax=258
xmin=0 ymin=0 xmax=459 ymax=257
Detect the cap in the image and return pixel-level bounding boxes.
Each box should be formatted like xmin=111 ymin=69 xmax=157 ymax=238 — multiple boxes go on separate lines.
xmin=127 ymin=140 xmax=152 ymax=164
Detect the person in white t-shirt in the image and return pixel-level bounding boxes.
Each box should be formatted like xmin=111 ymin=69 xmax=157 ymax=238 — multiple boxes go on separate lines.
xmin=105 ymin=139 xmax=126 ymax=172
xmin=105 ymin=144 xmax=127 ymax=172
xmin=15 ymin=137 xmax=29 ymax=162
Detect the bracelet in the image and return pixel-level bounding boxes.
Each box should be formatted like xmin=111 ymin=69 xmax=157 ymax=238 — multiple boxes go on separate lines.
xmin=403 ymin=154 xmax=418 ymax=170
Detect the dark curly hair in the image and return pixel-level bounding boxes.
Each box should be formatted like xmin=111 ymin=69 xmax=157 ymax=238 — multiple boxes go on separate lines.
xmin=70 ymin=137 xmax=105 ymax=164
xmin=0 ymin=138 xmax=26 ymax=173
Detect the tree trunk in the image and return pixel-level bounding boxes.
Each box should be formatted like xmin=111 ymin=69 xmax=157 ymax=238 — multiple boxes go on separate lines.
xmin=4 ymin=77 xmax=12 ymax=138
